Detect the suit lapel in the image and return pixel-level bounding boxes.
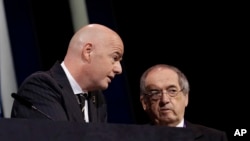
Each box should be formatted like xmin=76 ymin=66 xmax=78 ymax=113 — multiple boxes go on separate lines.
xmin=50 ymin=61 xmax=85 ymax=122
xmin=61 ymin=85 xmax=84 ymax=122
xmin=185 ymin=120 xmax=203 ymax=140
xmin=87 ymin=92 xmax=98 ymax=122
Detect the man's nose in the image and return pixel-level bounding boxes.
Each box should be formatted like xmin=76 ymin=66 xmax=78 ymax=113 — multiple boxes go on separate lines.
xmin=160 ymin=91 xmax=171 ymax=103
xmin=114 ymin=62 xmax=122 ymax=74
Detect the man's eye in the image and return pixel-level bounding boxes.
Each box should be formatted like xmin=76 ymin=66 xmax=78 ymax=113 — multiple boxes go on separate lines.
xmin=113 ymin=55 xmax=120 ymax=61
xmin=167 ymin=89 xmax=177 ymax=93
xmin=113 ymin=56 xmax=118 ymax=61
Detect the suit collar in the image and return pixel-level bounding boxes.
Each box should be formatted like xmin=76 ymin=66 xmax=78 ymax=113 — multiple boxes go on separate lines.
xmin=60 ymin=61 xmax=83 ymax=94
xmin=87 ymin=92 xmax=99 ymax=122
xmin=49 ymin=61 xmax=85 ymax=122
xmin=185 ymin=120 xmax=203 ymax=140
xmin=49 ymin=61 xmax=104 ymax=123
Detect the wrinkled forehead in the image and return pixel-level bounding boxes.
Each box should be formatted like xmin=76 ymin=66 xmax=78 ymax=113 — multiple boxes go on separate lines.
xmin=145 ymin=68 xmax=179 ymax=87
xmin=112 ymin=34 xmax=124 ymax=49
xmin=99 ymin=38 xmax=123 ymax=54
xmin=106 ymin=34 xmax=124 ymax=54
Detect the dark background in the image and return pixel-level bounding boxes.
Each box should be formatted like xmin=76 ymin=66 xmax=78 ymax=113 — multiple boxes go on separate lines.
xmin=4 ymin=0 xmax=249 ymax=140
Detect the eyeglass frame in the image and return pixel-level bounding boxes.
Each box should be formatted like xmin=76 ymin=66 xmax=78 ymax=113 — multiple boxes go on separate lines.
xmin=143 ymin=87 xmax=184 ymax=100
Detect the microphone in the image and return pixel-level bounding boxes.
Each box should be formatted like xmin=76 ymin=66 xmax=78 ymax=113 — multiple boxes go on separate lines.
xmin=11 ymin=93 xmax=53 ymax=120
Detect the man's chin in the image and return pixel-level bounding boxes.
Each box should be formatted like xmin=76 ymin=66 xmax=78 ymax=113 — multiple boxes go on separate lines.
xmin=100 ymin=83 xmax=109 ymax=90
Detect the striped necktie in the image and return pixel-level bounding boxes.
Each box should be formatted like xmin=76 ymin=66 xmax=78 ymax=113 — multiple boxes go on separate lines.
xmin=76 ymin=93 xmax=88 ymax=121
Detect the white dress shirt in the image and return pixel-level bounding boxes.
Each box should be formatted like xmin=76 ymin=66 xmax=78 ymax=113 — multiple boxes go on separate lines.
xmin=61 ymin=61 xmax=89 ymax=122
xmin=176 ymin=118 xmax=185 ymax=128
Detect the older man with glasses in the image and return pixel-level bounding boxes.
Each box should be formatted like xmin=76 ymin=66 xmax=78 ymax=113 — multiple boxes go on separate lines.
xmin=139 ymin=64 xmax=228 ymax=141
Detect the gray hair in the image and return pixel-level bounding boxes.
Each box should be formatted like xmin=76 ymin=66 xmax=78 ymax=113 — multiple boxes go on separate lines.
xmin=140 ymin=64 xmax=190 ymax=95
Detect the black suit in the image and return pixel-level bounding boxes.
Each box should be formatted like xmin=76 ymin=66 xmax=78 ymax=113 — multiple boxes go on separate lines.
xmin=185 ymin=120 xmax=228 ymax=141
xmin=11 ymin=61 xmax=107 ymax=123
xmin=146 ymin=120 xmax=228 ymax=141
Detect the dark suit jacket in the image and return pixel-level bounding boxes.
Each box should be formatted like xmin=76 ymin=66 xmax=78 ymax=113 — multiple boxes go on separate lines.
xmin=185 ymin=120 xmax=228 ymax=141
xmin=11 ymin=61 xmax=107 ymax=123
xmin=146 ymin=120 xmax=228 ymax=141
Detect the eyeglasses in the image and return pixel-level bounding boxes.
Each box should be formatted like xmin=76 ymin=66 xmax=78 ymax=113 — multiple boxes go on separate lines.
xmin=144 ymin=88 xmax=183 ymax=100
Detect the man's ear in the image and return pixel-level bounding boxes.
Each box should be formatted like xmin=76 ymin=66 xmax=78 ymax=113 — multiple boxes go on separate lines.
xmin=140 ymin=95 xmax=147 ymax=111
xmin=82 ymin=43 xmax=93 ymax=62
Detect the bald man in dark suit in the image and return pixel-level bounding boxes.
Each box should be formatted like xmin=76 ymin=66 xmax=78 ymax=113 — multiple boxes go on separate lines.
xmin=11 ymin=23 xmax=124 ymax=123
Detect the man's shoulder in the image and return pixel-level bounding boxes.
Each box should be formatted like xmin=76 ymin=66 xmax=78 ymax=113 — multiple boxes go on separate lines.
xmin=191 ymin=123 xmax=224 ymax=133
xmin=25 ymin=61 xmax=62 ymax=81
xmin=24 ymin=70 xmax=52 ymax=82
xmin=186 ymin=120 xmax=228 ymax=140
xmin=19 ymin=63 xmax=61 ymax=88
xmin=186 ymin=120 xmax=223 ymax=132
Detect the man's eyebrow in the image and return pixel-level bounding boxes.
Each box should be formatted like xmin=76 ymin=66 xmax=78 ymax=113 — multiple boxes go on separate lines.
xmin=145 ymin=85 xmax=178 ymax=90
xmin=167 ymin=85 xmax=178 ymax=89
xmin=145 ymin=85 xmax=160 ymax=89
xmin=115 ymin=52 xmax=123 ymax=60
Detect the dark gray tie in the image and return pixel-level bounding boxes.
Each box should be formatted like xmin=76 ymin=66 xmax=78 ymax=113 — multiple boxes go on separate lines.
xmin=76 ymin=93 xmax=88 ymax=121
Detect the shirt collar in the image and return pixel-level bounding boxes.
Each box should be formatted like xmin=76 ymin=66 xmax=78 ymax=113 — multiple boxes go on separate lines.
xmin=176 ymin=118 xmax=185 ymax=127
xmin=61 ymin=61 xmax=87 ymax=95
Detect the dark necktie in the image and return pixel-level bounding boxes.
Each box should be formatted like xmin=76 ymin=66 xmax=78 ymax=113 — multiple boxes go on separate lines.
xmin=76 ymin=93 xmax=88 ymax=121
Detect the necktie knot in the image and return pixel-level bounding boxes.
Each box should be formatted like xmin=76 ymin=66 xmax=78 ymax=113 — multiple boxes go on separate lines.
xmin=76 ymin=93 xmax=88 ymax=109
xmin=76 ymin=93 xmax=88 ymax=122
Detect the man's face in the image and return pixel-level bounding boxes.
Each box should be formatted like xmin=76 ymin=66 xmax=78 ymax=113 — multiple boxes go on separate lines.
xmin=141 ymin=68 xmax=188 ymax=126
xmin=86 ymin=35 xmax=124 ymax=90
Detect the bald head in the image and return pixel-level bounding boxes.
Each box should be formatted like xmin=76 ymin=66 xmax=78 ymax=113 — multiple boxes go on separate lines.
xmin=64 ymin=24 xmax=123 ymax=62
xmin=63 ymin=23 xmax=124 ymax=90
xmin=76 ymin=24 xmax=119 ymax=38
